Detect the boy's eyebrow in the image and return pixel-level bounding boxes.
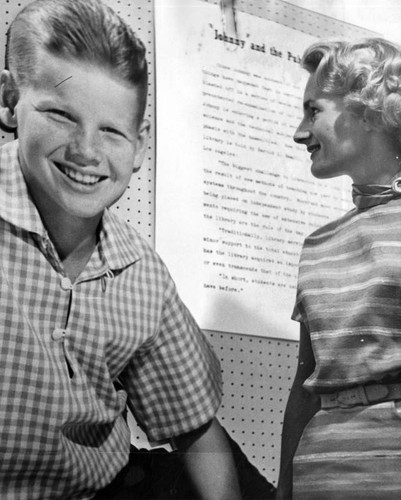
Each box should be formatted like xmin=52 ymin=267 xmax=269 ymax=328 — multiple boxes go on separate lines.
xmin=55 ymin=76 xmax=73 ymax=88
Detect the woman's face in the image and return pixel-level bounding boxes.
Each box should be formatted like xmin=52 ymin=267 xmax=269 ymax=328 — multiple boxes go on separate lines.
xmin=294 ymin=72 xmax=372 ymax=183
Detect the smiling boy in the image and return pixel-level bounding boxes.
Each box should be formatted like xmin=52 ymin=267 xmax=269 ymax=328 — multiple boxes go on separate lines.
xmin=0 ymin=1 xmax=241 ymax=499
xmin=11 ymin=53 xmax=149 ymax=281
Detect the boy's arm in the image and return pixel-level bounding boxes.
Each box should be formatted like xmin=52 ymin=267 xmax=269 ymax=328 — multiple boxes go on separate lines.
xmin=173 ymin=418 xmax=242 ymax=500
xmin=276 ymin=323 xmax=320 ymax=500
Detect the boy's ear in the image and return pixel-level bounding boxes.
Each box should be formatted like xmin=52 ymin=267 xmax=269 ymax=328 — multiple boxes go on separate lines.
xmin=132 ymin=119 xmax=150 ymax=173
xmin=0 ymin=70 xmax=18 ymax=130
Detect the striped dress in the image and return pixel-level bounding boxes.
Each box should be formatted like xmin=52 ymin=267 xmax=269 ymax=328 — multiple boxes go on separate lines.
xmin=292 ymin=196 xmax=401 ymax=499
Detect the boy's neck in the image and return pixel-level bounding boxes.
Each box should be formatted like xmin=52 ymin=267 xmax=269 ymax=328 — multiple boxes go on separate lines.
xmin=42 ymin=210 xmax=101 ymax=282
xmin=61 ymin=233 xmax=98 ymax=282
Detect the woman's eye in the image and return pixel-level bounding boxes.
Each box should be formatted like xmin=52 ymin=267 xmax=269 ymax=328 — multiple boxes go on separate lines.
xmin=310 ymin=107 xmax=319 ymax=120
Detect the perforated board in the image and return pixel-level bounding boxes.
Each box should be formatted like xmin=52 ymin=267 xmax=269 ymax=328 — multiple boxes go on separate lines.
xmin=0 ymin=0 xmax=377 ymax=488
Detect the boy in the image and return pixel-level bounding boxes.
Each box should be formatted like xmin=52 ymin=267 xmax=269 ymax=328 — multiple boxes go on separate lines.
xmin=0 ymin=0 xmax=241 ymax=498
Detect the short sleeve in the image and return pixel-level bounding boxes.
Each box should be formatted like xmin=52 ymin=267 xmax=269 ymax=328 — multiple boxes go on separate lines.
xmin=120 ymin=274 xmax=222 ymax=442
xmin=291 ymin=301 xmax=303 ymax=323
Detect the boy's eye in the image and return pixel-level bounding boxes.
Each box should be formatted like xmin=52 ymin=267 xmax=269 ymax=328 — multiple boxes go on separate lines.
xmin=46 ymin=109 xmax=74 ymax=121
xmin=101 ymin=126 xmax=127 ymax=139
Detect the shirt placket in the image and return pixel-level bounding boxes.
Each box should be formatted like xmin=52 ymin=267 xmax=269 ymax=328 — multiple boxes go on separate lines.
xmin=37 ymin=236 xmax=77 ymax=378
xmin=56 ymin=275 xmax=75 ymax=378
xmin=37 ymin=230 xmax=116 ymax=381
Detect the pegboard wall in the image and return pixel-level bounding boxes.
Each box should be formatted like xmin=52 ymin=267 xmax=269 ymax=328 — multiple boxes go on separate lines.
xmin=0 ymin=0 xmax=374 ymax=489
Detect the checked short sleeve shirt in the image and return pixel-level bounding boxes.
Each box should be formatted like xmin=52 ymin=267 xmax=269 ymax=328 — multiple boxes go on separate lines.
xmin=0 ymin=140 xmax=222 ymax=500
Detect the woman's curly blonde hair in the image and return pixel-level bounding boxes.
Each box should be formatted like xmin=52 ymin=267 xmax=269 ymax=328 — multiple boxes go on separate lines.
xmin=303 ymin=38 xmax=401 ymax=143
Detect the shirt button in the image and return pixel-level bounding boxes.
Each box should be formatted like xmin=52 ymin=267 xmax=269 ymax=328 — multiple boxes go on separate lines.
xmin=60 ymin=277 xmax=73 ymax=290
xmin=52 ymin=328 xmax=66 ymax=341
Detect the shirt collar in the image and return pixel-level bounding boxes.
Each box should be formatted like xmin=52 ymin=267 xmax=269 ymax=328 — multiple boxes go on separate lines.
xmin=0 ymin=140 xmax=47 ymax=237
xmin=99 ymin=209 xmax=143 ymax=270
xmin=0 ymin=140 xmax=143 ymax=271
xmin=352 ymin=174 xmax=401 ymax=209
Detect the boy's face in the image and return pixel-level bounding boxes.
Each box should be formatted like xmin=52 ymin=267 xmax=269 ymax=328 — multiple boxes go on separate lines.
xmin=5 ymin=50 xmax=149 ymax=224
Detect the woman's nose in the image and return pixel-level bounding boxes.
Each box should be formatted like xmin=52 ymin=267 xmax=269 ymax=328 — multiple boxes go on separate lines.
xmin=66 ymin=130 xmax=102 ymax=166
xmin=293 ymin=129 xmax=311 ymax=144
xmin=293 ymin=120 xmax=311 ymax=144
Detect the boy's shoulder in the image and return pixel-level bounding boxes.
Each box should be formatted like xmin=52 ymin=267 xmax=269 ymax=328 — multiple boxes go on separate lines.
xmin=103 ymin=208 xmax=148 ymax=250
xmin=101 ymin=208 xmax=166 ymax=272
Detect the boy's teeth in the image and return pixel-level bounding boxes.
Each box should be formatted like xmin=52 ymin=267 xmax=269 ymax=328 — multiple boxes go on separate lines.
xmin=60 ymin=165 xmax=101 ymax=185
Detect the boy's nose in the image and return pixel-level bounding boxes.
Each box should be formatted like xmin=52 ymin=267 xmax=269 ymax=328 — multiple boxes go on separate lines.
xmin=66 ymin=132 xmax=102 ymax=166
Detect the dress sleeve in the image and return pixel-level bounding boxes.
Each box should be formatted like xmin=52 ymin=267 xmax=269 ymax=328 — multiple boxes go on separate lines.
xmin=291 ymin=301 xmax=303 ymax=323
xmin=119 ymin=272 xmax=222 ymax=442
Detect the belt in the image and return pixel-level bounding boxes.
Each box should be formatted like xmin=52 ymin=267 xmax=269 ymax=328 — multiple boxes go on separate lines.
xmin=320 ymin=383 xmax=401 ymax=409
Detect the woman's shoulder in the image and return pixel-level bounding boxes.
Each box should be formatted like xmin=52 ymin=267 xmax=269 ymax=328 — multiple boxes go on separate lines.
xmin=302 ymin=199 xmax=401 ymax=255
xmin=304 ymin=207 xmax=357 ymax=244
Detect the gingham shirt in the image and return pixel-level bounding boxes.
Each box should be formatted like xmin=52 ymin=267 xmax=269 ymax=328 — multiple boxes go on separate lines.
xmin=293 ymin=196 xmax=401 ymax=392
xmin=0 ymin=140 xmax=222 ymax=500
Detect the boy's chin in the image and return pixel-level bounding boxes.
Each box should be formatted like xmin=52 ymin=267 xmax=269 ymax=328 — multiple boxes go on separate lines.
xmin=61 ymin=204 xmax=106 ymax=223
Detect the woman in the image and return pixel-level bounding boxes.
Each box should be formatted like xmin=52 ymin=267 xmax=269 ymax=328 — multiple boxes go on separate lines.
xmin=278 ymin=38 xmax=401 ymax=499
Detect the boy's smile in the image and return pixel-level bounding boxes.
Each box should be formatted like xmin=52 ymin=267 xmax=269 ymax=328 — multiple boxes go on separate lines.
xmin=9 ymin=50 xmax=149 ymax=227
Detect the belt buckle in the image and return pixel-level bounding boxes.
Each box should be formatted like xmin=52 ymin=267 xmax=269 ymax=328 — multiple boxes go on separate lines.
xmin=364 ymin=384 xmax=390 ymax=404
xmin=337 ymin=384 xmax=390 ymax=407
xmin=336 ymin=388 xmax=360 ymax=408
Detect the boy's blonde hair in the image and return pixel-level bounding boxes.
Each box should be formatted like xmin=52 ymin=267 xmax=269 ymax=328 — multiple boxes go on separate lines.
xmin=4 ymin=0 xmax=148 ymax=119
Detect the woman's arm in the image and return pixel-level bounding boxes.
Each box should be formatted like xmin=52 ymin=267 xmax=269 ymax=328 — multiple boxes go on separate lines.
xmin=276 ymin=323 xmax=320 ymax=500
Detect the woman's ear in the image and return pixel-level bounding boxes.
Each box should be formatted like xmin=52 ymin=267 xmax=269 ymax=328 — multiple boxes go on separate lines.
xmin=0 ymin=70 xmax=18 ymax=130
xmin=362 ymin=107 xmax=379 ymax=132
